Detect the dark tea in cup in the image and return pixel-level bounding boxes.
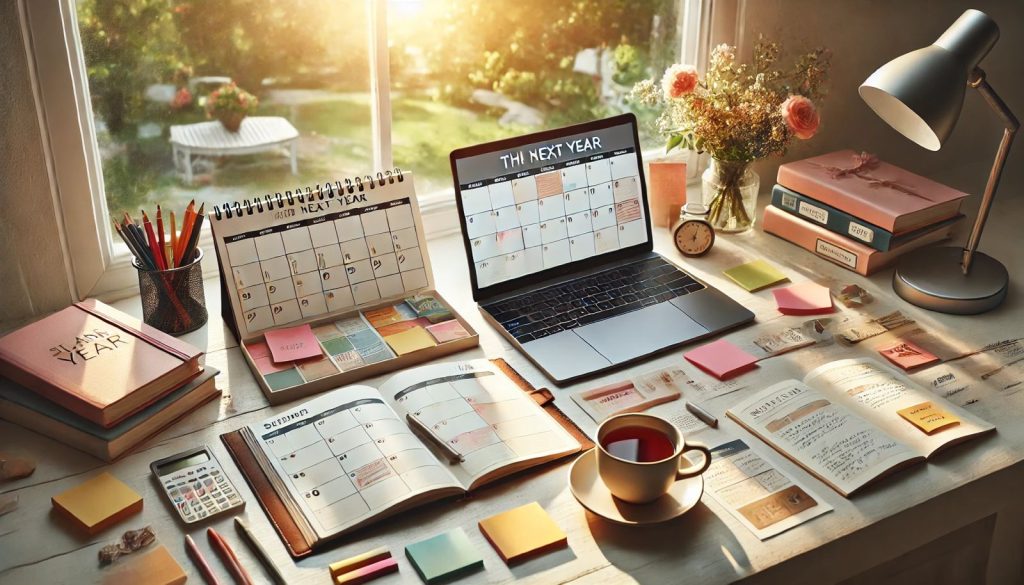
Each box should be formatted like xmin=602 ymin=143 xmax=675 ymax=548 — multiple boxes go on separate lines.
xmin=600 ymin=425 xmax=676 ymax=463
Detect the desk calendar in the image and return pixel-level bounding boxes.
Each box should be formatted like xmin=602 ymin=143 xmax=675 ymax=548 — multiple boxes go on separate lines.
xmin=208 ymin=171 xmax=479 ymax=403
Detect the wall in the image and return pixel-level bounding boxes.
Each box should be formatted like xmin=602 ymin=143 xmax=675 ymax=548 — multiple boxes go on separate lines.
xmin=732 ymin=0 xmax=1024 ymax=196
xmin=0 ymin=0 xmax=73 ymax=325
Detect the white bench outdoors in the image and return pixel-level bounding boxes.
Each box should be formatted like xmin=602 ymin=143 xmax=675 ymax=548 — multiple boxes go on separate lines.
xmin=169 ymin=116 xmax=300 ymax=184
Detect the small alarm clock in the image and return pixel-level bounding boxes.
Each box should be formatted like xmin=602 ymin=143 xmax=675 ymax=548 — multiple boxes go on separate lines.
xmin=672 ymin=217 xmax=715 ymax=257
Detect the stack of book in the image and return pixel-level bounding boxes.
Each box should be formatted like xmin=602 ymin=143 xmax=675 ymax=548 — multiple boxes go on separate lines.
xmin=0 ymin=299 xmax=218 ymax=461
xmin=765 ymin=150 xmax=968 ymax=275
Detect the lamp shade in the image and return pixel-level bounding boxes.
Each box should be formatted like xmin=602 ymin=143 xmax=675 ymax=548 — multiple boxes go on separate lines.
xmin=859 ymin=9 xmax=999 ymax=150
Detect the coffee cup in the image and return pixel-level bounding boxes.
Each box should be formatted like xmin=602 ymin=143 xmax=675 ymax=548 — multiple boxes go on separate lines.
xmin=595 ymin=413 xmax=711 ymax=504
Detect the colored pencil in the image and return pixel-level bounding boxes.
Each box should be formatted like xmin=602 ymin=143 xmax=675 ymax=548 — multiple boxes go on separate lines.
xmin=207 ymin=527 xmax=255 ymax=585
xmin=113 ymin=220 xmax=151 ymax=270
xmin=234 ymin=518 xmax=286 ymax=585
xmin=156 ymin=205 xmax=167 ymax=268
xmin=175 ymin=200 xmax=197 ymax=266
xmin=181 ymin=203 xmax=205 ymax=265
xmin=141 ymin=211 xmax=167 ymax=270
xmin=185 ymin=534 xmax=223 ymax=585
xmin=170 ymin=211 xmax=178 ymax=267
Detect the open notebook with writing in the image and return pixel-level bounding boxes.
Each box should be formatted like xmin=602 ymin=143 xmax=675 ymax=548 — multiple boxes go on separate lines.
xmin=222 ymin=359 xmax=587 ymax=557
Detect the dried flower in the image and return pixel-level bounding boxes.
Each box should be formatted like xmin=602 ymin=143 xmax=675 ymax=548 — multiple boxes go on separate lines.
xmin=98 ymin=526 xmax=156 ymax=566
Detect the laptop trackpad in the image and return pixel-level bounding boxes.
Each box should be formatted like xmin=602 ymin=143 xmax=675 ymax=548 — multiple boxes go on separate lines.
xmin=576 ymin=302 xmax=709 ymax=364
xmin=521 ymin=331 xmax=612 ymax=382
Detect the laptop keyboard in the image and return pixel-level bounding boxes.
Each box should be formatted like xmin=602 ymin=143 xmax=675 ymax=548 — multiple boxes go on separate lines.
xmin=482 ymin=256 xmax=705 ymax=343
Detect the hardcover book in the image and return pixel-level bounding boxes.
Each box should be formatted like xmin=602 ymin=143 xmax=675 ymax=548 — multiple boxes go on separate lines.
xmin=0 ymin=299 xmax=203 ymax=428
xmin=776 ymin=150 xmax=968 ymax=234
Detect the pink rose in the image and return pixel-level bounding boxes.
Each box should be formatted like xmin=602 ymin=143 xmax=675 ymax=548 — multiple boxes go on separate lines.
xmin=780 ymin=95 xmax=820 ymax=139
xmin=661 ymin=64 xmax=699 ymax=100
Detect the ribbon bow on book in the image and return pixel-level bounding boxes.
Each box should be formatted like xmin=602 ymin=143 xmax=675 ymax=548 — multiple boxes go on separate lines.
xmin=812 ymin=151 xmax=933 ymax=202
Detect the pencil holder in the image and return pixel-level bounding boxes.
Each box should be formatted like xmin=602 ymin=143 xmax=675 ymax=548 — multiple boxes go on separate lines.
xmin=134 ymin=248 xmax=208 ymax=335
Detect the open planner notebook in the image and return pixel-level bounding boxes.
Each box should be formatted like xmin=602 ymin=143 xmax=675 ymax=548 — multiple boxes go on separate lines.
xmin=223 ymin=359 xmax=583 ymax=556
xmin=728 ymin=358 xmax=995 ymax=497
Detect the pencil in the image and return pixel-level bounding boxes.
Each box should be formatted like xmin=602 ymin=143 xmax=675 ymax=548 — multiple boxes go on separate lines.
xmin=122 ymin=216 xmax=155 ymax=269
xmin=170 ymin=211 xmax=178 ymax=268
xmin=141 ymin=210 xmax=167 ymax=271
xmin=234 ymin=518 xmax=286 ymax=585
xmin=113 ymin=220 xmax=151 ymax=270
xmin=185 ymin=534 xmax=223 ymax=585
xmin=207 ymin=527 xmax=255 ymax=585
xmin=181 ymin=203 xmax=205 ymax=265
xmin=176 ymin=200 xmax=197 ymax=266
xmin=156 ymin=205 xmax=168 ymax=268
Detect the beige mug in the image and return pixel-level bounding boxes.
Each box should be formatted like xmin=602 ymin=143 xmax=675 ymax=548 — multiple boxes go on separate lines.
xmin=595 ymin=413 xmax=712 ymax=504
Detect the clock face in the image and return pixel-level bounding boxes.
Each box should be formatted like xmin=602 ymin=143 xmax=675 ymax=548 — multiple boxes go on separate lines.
xmin=674 ymin=219 xmax=715 ymax=257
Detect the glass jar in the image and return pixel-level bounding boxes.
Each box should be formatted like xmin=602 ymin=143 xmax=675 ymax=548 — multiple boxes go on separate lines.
xmin=702 ymin=158 xmax=759 ymax=233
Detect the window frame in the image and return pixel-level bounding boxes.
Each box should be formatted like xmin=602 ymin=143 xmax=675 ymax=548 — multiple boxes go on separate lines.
xmin=24 ymin=0 xmax=718 ymax=302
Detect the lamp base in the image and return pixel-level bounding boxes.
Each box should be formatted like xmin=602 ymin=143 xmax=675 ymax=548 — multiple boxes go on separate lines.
xmin=892 ymin=246 xmax=1008 ymax=314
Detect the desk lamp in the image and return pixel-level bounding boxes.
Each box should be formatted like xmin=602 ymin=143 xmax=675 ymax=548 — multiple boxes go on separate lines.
xmin=859 ymin=9 xmax=1018 ymax=314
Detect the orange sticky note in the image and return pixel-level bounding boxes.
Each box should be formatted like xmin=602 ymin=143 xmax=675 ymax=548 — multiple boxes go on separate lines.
xmin=478 ymin=502 xmax=567 ymax=565
xmin=51 ymin=472 xmax=143 ymax=535
xmin=264 ymin=324 xmax=323 ymax=362
xmin=102 ymin=544 xmax=187 ymax=585
xmin=879 ymin=341 xmax=939 ymax=370
xmin=684 ymin=339 xmax=758 ymax=380
xmin=772 ymin=282 xmax=835 ymax=315
xmin=897 ymin=401 xmax=960 ymax=434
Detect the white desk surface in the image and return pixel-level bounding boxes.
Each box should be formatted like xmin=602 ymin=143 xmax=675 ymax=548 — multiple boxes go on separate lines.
xmin=2 ymin=178 xmax=1023 ymax=585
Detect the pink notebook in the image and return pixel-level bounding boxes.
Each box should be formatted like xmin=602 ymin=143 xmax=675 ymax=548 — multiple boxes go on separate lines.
xmin=777 ymin=150 xmax=968 ymax=234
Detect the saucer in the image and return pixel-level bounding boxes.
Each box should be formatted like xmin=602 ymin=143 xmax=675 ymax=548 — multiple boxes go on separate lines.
xmin=568 ymin=448 xmax=703 ymax=526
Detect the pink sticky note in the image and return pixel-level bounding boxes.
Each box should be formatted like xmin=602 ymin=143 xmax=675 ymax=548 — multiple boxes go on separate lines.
xmin=772 ymin=282 xmax=835 ymax=315
xmin=253 ymin=355 xmax=293 ymax=375
xmin=684 ymin=339 xmax=759 ymax=380
xmin=425 ymin=320 xmax=471 ymax=343
xmin=879 ymin=341 xmax=940 ymax=371
xmin=264 ymin=324 xmax=323 ymax=363
xmin=335 ymin=557 xmax=399 ymax=584
xmin=245 ymin=341 xmax=272 ymax=360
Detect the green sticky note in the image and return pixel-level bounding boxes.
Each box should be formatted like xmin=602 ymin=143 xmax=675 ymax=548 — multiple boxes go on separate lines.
xmin=723 ymin=259 xmax=789 ymax=292
xmin=264 ymin=368 xmax=304 ymax=391
xmin=322 ymin=336 xmax=355 ymax=356
xmin=405 ymin=528 xmax=484 ymax=584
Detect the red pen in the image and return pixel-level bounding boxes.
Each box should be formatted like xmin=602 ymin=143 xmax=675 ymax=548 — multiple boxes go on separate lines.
xmin=207 ymin=527 xmax=255 ymax=585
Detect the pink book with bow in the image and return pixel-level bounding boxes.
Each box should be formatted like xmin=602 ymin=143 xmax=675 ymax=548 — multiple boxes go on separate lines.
xmin=777 ymin=150 xmax=969 ymax=234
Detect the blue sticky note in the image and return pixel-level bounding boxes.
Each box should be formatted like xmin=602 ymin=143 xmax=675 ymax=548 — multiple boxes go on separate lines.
xmin=405 ymin=528 xmax=484 ymax=584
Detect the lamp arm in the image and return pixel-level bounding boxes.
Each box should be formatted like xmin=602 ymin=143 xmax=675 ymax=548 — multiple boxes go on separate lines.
xmin=961 ymin=70 xmax=1019 ymax=275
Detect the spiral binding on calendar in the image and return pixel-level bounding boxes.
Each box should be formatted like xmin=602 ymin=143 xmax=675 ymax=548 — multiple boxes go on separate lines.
xmin=213 ymin=168 xmax=405 ymax=220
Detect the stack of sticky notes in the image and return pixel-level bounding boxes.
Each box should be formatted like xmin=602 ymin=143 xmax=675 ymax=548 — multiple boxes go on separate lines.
xmin=101 ymin=544 xmax=186 ymax=585
xmin=723 ymin=259 xmax=789 ymax=292
xmin=51 ymin=472 xmax=143 ymax=535
xmin=329 ymin=546 xmax=398 ymax=585
xmin=405 ymin=527 xmax=484 ymax=584
xmin=478 ymin=502 xmax=568 ymax=565
xmin=684 ymin=339 xmax=759 ymax=380
xmin=771 ymin=281 xmax=835 ymax=315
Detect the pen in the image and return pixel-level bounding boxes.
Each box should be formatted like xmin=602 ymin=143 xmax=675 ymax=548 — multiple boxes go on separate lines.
xmin=234 ymin=518 xmax=287 ymax=585
xmin=406 ymin=413 xmax=464 ymax=464
xmin=185 ymin=534 xmax=223 ymax=585
xmin=207 ymin=527 xmax=255 ymax=585
xmin=686 ymin=400 xmax=718 ymax=428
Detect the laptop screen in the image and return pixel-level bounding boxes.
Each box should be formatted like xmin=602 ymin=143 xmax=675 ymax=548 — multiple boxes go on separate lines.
xmin=451 ymin=114 xmax=651 ymax=299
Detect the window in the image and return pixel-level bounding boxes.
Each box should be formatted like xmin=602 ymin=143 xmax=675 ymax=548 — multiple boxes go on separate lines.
xmin=25 ymin=0 xmax=712 ymax=300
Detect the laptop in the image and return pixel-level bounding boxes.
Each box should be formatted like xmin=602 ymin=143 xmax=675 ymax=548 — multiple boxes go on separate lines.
xmin=449 ymin=114 xmax=754 ymax=384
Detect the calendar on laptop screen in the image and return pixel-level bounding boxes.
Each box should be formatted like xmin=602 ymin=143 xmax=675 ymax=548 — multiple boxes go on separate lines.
xmin=453 ymin=119 xmax=648 ymax=290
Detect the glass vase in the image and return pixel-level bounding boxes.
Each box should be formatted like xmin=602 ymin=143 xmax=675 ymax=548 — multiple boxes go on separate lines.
xmin=702 ymin=158 xmax=759 ymax=233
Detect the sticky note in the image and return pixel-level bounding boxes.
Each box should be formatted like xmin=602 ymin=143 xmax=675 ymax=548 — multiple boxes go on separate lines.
xmin=102 ymin=544 xmax=186 ymax=585
xmin=897 ymin=401 xmax=960 ymax=434
xmin=478 ymin=502 xmax=567 ymax=565
xmin=405 ymin=528 xmax=484 ymax=584
xmin=51 ymin=472 xmax=142 ymax=535
xmin=297 ymin=356 xmax=339 ymax=381
xmin=253 ymin=355 xmax=293 ymax=375
xmin=330 ymin=546 xmax=392 ymax=578
xmin=245 ymin=340 xmax=272 ymax=360
xmin=335 ymin=350 xmax=367 ymax=371
xmin=264 ymin=368 xmax=305 ymax=391
xmin=376 ymin=317 xmax=433 ymax=337
xmin=879 ymin=341 xmax=940 ymax=370
xmin=264 ymin=324 xmax=323 ymax=362
xmin=313 ymin=324 xmax=345 ymax=341
xmin=405 ymin=294 xmax=454 ymax=323
xmin=395 ymin=302 xmax=419 ymax=321
xmin=723 ymin=259 xmax=789 ymax=292
xmin=684 ymin=339 xmax=759 ymax=380
xmin=426 ymin=320 xmax=471 ymax=343
xmin=772 ymin=282 xmax=835 ymax=315
xmin=335 ymin=558 xmax=399 ymax=585
xmin=363 ymin=306 xmax=403 ymax=327
xmin=384 ymin=327 xmax=437 ymax=356
xmin=323 ymin=335 xmax=356 ymax=356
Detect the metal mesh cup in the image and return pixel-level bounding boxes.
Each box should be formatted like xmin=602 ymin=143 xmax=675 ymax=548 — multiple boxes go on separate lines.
xmin=134 ymin=248 xmax=208 ymax=336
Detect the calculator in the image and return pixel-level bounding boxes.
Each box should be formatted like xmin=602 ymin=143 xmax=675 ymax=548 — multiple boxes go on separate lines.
xmin=150 ymin=446 xmax=245 ymax=524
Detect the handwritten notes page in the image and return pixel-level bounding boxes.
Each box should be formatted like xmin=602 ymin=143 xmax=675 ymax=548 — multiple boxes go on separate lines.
xmin=380 ymin=360 xmax=579 ymax=489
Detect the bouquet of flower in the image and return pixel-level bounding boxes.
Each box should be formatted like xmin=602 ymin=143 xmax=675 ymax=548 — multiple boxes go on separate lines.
xmin=205 ymin=83 xmax=258 ymax=131
xmin=632 ymin=40 xmax=830 ymax=229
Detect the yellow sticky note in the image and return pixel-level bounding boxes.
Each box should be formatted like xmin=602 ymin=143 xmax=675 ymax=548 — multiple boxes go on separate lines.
xmin=102 ymin=544 xmax=187 ymax=585
xmin=51 ymin=472 xmax=143 ymax=535
xmin=478 ymin=502 xmax=567 ymax=565
xmin=723 ymin=259 xmax=789 ymax=292
xmin=384 ymin=326 xmax=436 ymax=355
xmin=897 ymin=401 xmax=961 ymax=435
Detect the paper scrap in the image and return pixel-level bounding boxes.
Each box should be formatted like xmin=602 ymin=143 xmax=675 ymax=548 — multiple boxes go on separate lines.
xmin=406 ymin=294 xmax=454 ymax=323
xmin=772 ymin=282 xmax=834 ymax=315
xmin=879 ymin=341 xmax=940 ymax=371
xmin=571 ymin=366 xmax=683 ymax=422
xmin=897 ymin=401 xmax=960 ymax=434
xmin=684 ymin=339 xmax=759 ymax=380
xmin=264 ymin=324 xmax=323 ymax=363
xmin=837 ymin=284 xmax=873 ymax=307
xmin=913 ymin=338 xmax=1024 ymax=407
xmin=723 ymin=259 xmax=789 ymax=292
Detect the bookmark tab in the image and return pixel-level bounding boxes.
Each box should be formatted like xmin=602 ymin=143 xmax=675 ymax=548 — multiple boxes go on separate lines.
xmin=772 ymin=282 xmax=834 ymax=315
xmin=897 ymin=401 xmax=960 ymax=434
xmin=723 ymin=259 xmax=789 ymax=292
xmin=684 ymin=339 xmax=759 ymax=380
xmin=264 ymin=324 xmax=323 ymax=363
